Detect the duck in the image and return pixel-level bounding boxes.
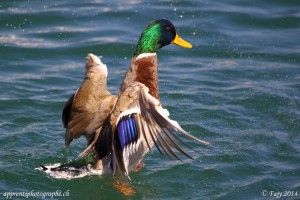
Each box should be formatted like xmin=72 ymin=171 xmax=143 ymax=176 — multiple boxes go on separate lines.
xmin=48 ymin=19 xmax=209 ymax=178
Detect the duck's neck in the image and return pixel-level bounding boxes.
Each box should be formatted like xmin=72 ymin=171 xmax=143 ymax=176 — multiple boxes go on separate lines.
xmin=120 ymin=53 xmax=159 ymax=100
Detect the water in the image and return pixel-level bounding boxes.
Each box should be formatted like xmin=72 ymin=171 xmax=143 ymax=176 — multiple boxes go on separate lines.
xmin=1 ymin=0 xmax=300 ymax=199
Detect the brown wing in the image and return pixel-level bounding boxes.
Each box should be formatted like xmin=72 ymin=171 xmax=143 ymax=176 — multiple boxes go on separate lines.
xmin=63 ymin=54 xmax=117 ymax=147
xmin=65 ymin=94 xmax=117 ymax=146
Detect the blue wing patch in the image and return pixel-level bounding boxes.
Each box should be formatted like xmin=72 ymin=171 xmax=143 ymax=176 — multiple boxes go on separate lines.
xmin=117 ymin=114 xmax=138 ymax=150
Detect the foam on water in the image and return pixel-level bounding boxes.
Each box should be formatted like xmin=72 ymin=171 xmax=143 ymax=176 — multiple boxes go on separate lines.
xmin=35 ymin=164 xmax=104 ymax=179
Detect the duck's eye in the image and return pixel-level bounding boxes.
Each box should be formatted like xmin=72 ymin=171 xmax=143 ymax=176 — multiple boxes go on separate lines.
xmin=165 ymin=27 xmax=172 ymax=32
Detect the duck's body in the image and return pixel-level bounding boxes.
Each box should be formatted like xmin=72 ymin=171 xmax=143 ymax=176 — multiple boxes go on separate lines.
xmin=42 ymin=19 xmax=208 ymax=179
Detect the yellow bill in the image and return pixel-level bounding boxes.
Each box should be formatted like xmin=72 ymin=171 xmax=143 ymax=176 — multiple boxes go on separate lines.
xmin=172 ymin=33 xmax=192 ymax=48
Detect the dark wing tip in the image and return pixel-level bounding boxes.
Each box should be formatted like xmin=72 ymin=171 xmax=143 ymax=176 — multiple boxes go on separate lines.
xmin=40 ymin=165 xmax=48 ymax=171
xmin=62 ymin=93 xmax=75 ymax=128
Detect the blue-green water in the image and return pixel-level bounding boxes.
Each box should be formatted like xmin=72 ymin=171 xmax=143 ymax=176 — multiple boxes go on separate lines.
xmin=1 ymin=0 xmax=300 ymax=199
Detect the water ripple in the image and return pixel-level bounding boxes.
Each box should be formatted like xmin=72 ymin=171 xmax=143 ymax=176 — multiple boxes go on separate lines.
xmin=1 ymin=0 xmax=300 ymax=199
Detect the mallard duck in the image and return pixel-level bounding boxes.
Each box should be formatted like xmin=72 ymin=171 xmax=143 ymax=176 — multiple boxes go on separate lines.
xmin=45 ymin=19 xmax=209 ymax=178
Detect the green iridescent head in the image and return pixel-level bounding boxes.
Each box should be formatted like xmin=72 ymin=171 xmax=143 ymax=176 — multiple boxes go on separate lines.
xmin=133 ymin=19 xmax=192 ymax=57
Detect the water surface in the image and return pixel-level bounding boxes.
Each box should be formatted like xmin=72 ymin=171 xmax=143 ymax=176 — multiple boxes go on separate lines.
xmin=1 ymin=0 xmax=300 ymax=199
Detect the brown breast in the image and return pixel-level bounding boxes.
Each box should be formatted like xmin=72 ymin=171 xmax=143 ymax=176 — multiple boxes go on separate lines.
xmin=135 ymin=55 xmax=159 ymax=99
xmin=120 ymin=53 xmax=159 ymax=100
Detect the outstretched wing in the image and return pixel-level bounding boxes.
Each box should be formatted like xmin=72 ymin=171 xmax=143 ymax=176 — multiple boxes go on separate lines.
xmin=95 ymin=82 xmax=209 ymax=177
xmin=63 ymin=54 xmax=117 ymax=147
